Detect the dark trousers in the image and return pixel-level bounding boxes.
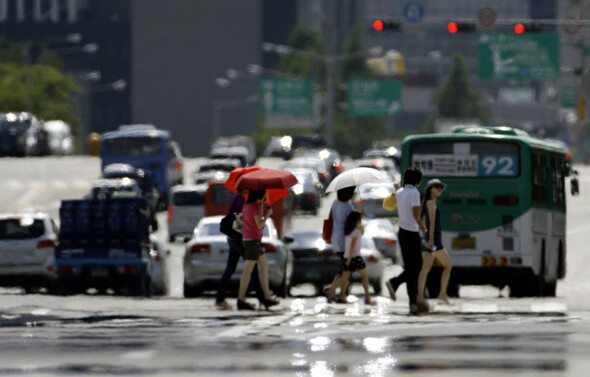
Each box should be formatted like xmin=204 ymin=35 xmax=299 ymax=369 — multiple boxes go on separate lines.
xmin=394 ymin=228 xmax=423 ymax=306
xmin=216 ymin=238 xmax=264 ymax=303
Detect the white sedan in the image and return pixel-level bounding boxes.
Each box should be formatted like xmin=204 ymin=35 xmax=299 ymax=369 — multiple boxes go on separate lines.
xmin=183 ymin=216 xmax=292 ymax=298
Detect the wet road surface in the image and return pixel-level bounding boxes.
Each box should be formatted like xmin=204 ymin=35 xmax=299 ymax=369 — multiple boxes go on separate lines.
xmin=1 ymin=291 xmax=588 ymax=376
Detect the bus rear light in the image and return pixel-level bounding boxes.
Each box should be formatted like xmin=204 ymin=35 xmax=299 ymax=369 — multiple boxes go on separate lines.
xmin=120 ymin=265 xmax=138 ymax=274
xmin=37 ymin=239 xmax=56 ymax=249
xmin=190 ymin=243 xmax=210 ymax=254
xmin=493 ymin=195 xmax=519 ymax=206
xmin=262 ymin=242 xmax=277 ymax=253
xmin=167 ymin=205 xmax=174 ymax=222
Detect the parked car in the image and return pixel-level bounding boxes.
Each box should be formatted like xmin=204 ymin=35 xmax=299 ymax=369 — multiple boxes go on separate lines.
xmin=42 ymin=120 xmax=74 ymax=155
xmin=149 ymin=234 xmax=168 ymax=295
xmin=193 ymin=170 xmax=229 ymax=185
xmin=0 ymin=112 xmax=45 ymax=156
xmin=192 ymin=158 xmax=239 ymax=185
xmin=0 ymin=212 xmax=58 ymax=293
xmin=283 ymin=168 xmax=322 ymax=215
xmin=352 ymin=180 xmax=398 ymax=218
xmin=363 ymin=145 xmax=401 ymax=171
xmin=170 ymin=141 xmax=185 ymax=186
xmin=295 ymin=148 xmax=344 ymax=178
xmin=263 ymin=134 xmax=327 ymax=160
xmin=102 ymin=163 xmax=160 ymax=228
xmin=280 ymin=156 xmax=331 ymax=189
xmin=183 ymin=215 xmax=292 ymax=297
xmin=210 ymin=135 xmax=257 ymax=166
xmin=362 ymin=218 xmax=398 ymax=263
xmin=167 ymin=184 xmax=207 ymax=242
xmin=355 ymin=157 xmax=400 ymax=182
xmin=282 ymin=229 xmax=341 ymax=295
xmin=209 ymin=146 xmax=251 ymax=167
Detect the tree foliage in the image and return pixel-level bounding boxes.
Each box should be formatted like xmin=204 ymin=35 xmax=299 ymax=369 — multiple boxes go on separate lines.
xmin=423 ymin=54 xmax=490 ymax=133
xmin=0 ymin=40 xmax=81 ymax=145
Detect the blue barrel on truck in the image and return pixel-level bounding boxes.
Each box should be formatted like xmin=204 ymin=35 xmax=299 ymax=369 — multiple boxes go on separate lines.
xmin=55 ymin=198 xmax=152 ymax=296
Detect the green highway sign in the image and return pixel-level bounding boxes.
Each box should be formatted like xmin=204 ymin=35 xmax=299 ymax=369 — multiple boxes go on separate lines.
xmin=348 ymin=78 xmax=402 ymax=116
xmin=259 ymin=77 xmax=313 ymax=116
xmin=478 ymin=33 xmax=560 ymax=80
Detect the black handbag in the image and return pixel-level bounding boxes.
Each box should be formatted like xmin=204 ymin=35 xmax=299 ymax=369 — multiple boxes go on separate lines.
xmin=220 ymin=212 xmax=242 ymax=239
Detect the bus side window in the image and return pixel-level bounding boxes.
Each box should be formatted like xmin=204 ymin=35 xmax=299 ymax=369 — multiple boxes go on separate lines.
xmin=532 ymin=151 xmax=547 ymax=205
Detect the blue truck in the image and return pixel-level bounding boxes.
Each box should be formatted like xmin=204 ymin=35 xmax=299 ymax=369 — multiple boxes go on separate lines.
xmin=55 ymin=198 xmax=153 ymax=296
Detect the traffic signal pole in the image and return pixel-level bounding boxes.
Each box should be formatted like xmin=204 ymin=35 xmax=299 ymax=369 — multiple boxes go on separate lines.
xmin=582 ymin=0 xmax=590 ymax=164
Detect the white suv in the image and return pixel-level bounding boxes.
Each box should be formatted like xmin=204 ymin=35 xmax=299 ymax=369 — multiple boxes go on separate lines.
xmin=0 ymin=212 xmax=58 ymax=293
xmin=167 ymin=185 xmax=207 ymax=242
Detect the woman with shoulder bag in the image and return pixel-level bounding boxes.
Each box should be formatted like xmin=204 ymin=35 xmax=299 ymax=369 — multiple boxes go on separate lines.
xmin=236 ymin=189 xmax=279 ymax=310
xmin=215 ymin=189 xmax=265 ymax=310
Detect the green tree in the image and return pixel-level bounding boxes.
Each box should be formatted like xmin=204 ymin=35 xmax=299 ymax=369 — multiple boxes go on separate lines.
xmin=0 ymin=40 xmax=82 ymax=150
xmin=423 ymin=54 xmax=491 ymax=133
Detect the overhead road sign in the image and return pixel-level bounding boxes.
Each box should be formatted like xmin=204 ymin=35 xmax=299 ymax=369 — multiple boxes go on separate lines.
xmin=348 ymin=78 xmax=402 ymax=117
xmin=477 ymin=33 xmax=560 ymax=80
xmin=403 ymin=2 xmax=424 ymax=23
xmin=259 ymin=77 xmax=313 ymax=117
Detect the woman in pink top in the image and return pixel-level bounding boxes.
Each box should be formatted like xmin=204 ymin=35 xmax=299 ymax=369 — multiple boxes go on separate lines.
xmin=326 ymin=210 xmax=375 ymax=305
xmin=236 ymin=189 xmax=279 ymax=310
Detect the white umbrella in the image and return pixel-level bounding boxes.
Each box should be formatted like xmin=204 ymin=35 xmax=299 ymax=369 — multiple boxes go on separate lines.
xmin=325 ymin=167 xmax=390 ymax=193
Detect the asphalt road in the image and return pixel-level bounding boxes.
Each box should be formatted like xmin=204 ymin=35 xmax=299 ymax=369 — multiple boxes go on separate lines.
xmin=1 ymin=157 xmax=590 ymax=376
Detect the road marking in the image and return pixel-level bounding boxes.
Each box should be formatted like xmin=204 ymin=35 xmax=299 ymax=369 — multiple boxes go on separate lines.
xmin=215 ymin=312 xmax=296 ymax=338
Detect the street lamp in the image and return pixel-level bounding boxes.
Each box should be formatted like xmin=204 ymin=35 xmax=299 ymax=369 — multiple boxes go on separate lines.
xmin=261 ymin=42 xmax=383 ymax=145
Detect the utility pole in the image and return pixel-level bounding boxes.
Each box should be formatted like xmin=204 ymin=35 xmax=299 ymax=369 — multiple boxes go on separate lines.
xmin=582 ymin=0 xmax=590 ymax=163
xmin=324 ymin=0 xmax=336 ymax=146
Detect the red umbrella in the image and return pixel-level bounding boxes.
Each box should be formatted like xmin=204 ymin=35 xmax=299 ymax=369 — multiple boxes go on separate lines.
xmin=224 ymin=166 xmax=263 ymax=191
xmin=233 ymin=168 xmax=297 ymax=204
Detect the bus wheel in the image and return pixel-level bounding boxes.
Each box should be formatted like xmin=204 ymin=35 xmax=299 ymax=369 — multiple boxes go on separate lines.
xmin=535 ymin=243 xmax=547 ymax=297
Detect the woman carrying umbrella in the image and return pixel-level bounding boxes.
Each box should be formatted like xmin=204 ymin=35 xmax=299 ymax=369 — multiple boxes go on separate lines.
xmin=236 ymin=189 xmax=280 ymax=310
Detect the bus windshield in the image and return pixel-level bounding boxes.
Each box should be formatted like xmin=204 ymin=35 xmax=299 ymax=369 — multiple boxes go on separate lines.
xmin=103 ymin=136 xmax=163 ymax=157
xmin=410 ymin=141 xmax=520 ymax=178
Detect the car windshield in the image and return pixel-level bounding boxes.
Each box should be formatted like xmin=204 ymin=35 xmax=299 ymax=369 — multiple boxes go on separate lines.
xmin=103 ymin=136 xmax=162 ymax=156
xmin=0 ymin=218 xmax=45 ymax=239
xmin=173 ymin=190 xmax=205 ymax=206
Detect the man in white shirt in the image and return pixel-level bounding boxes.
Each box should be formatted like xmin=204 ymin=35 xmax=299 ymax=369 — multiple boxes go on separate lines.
xmin=385 ymin=167 xmax=429 ymax=315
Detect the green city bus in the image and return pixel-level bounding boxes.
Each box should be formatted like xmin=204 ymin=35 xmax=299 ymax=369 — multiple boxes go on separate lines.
xmin=401 ymin=126 xmax=571 ymax=297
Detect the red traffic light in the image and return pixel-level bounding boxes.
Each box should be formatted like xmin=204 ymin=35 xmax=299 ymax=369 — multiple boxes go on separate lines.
xmin=447 ymin=22 xmax=458 ymax=33
xmin=372 ymin=19 xmax=384 ymax=31
xmin=514 ymin=23 xmax=525 ymax=34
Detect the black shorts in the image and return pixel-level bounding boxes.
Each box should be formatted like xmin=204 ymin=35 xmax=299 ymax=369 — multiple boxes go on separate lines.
xmin=342 ymin=256 xmax=366 ymax=272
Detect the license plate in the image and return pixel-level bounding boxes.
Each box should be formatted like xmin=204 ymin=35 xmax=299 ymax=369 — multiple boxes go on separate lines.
xmin=452 ymin=237 xmax=476 ymax=250
xmin=90 ymin=266 xmax=109 ymax=278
